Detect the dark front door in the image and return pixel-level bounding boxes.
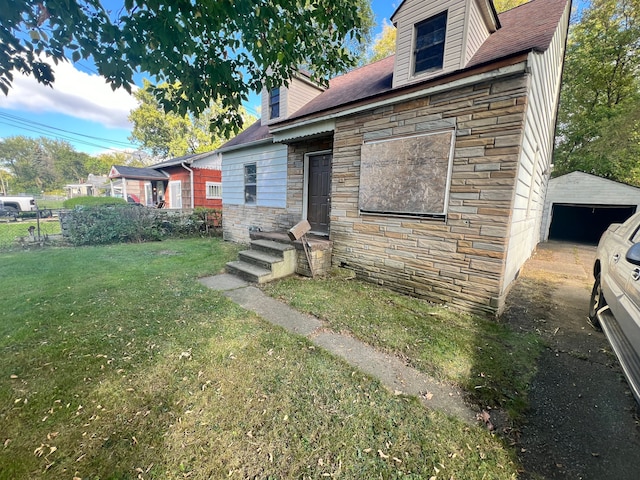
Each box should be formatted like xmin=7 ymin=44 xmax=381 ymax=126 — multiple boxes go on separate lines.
xmin=307 ymin=153 xmax=332 ymax=233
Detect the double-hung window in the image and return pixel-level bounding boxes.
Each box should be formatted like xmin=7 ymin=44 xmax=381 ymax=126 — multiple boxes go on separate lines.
xmin=269 ymin=88 xmax=280 ymax=119
xmin=244 ymin=163 xmax=257 ymax=205
xmin=414 ymin=11 xmax=447 ymax=75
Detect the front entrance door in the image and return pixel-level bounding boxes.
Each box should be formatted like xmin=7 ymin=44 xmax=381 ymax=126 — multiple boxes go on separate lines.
xmin=307 ymin=153 xmax=332 ymax=234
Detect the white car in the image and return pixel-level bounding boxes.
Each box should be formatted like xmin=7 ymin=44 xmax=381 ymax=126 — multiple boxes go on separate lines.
xmin=589 ymin=211 xmax=640 ymax=405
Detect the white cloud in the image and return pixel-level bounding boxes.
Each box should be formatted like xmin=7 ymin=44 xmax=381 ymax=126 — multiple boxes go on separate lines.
xmin=0 ymin=60 xmax=138 ymax=130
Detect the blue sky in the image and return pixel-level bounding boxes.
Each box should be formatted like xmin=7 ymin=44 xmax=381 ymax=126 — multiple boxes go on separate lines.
xmin=0 ymin=1 xmax=399 ymax=156
xmin=0 ymin=1 xmax=584 ymax=156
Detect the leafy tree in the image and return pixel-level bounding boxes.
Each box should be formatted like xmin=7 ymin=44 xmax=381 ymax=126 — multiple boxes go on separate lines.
xmin=554 ymin=0 xmax=640 ymax=185
xmin=2 ymin=0 xmax=373 ymax=136
xmin=0 ymin=136 xmax=98 ymax=192
xmin=0 ymin=137 xmax=52 ymax=192
xmin=85 ymin=152 xmax=128 ymax=176
xmin=493 ymin=0 xmax=529 ymax=12
xmin=43 ymin=138 xmax=90 ymax=183
xmin=129 ymin=81 xmax=257 ymax=158
xmin=369 ymin=21 xmax=396 ymax=62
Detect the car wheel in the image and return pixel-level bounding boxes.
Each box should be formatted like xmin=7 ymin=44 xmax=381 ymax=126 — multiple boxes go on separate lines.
xmin=588 ymin=274 xmax=606 ymax=329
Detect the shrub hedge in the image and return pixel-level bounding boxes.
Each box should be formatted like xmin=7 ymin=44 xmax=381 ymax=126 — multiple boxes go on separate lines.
xmin=63 ymin=196 xmax=127 ymax=209
xmin=64 ymin=205 xmax=222 ymax=246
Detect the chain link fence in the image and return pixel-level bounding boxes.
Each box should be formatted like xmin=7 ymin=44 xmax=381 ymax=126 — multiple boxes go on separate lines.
xmin=0 ymin=209 xmax=63 ymax=250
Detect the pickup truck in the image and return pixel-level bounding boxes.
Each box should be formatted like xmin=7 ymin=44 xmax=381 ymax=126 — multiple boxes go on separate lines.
xmin=0 ymin=196 xmax=37 ymax=215
xmin=589 ymin=211 xmax=640 ymax=405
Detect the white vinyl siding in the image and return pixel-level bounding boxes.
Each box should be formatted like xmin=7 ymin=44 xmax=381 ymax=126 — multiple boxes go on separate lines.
xmin=287 ymin=76 xmax=324 ymax=115
xmin=464 ymin=0 xmax=491 ymax=65
xmin=392 ymin=0 xmax=466 ymax=88
xmin=503 ymin=0 xmax=570 ymax=286
xmin=222 ymin=142 xmax=288 ymax=208
xmin=192 ymin=151 xmax=222 ymax=170
xmin=260 ymin=75 xmax=323 ymax=126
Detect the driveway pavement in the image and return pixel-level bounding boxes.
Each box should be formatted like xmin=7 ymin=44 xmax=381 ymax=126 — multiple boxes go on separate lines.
xmin=502 ymin=241 xmax=640 ymax=479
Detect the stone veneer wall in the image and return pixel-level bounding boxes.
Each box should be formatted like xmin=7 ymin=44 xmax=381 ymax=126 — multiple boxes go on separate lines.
xmin=330 ymin=73 xmax=529 ymax=314
xmin=294 ymin=240 xmax=333 ymax=277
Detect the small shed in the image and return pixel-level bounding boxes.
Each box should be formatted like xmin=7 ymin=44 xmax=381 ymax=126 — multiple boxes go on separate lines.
xmin=541 ymin=172 xmax=640 ymax=244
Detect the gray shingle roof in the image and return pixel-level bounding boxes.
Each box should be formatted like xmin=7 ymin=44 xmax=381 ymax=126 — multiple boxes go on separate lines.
xmin=109 ymin=165 xmax=169 ymax=180
xmin=221 ymin=0 xmax=568 ymax=149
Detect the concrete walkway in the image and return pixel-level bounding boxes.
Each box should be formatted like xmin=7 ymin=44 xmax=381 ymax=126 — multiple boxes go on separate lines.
xmin=198 ymin=273 xmax=478 ymax=424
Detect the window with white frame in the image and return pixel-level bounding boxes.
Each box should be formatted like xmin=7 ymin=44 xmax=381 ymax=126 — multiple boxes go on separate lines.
xmin=244 ymin=163 xmax=257 ymax=205
xmin=414 ymin=11 xmax=447 ymax=75
xmin=206 ymin=182 xmax=222 ymax=199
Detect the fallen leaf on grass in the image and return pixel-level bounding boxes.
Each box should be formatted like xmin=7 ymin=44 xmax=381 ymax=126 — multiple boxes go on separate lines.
xmin=378 ymin=450 xmax=389 ymax=459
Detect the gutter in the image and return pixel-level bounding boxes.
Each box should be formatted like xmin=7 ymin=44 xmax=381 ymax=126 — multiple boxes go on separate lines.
xmin=181 ymin=162 xmax=195 ymax=209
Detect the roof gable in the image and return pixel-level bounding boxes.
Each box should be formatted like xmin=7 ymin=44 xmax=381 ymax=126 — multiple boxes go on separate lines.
xmin=550 ymin=171 xmax=640 ymax=194
xmin=283 ymin=0 xmax=567 ymax=124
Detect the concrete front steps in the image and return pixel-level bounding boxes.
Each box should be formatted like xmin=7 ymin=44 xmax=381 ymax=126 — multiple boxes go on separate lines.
xmin=226 ymin=239 xmax=297 ymax=284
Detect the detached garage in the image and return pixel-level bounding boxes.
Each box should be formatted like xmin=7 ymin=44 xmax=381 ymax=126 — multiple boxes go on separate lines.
xmin=541 ymin=171 xmax=640 ymax=244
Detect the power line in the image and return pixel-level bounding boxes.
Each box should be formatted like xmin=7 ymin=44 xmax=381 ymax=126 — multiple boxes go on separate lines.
xmin=0 ymin=120 xmax=131 ymax=152
xmin=0 ymin=112 xmax=135 ymax=148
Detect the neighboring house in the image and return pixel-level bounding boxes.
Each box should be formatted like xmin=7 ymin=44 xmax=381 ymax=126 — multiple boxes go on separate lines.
xmin=64 ymin=174 xmax=110 ymax=198
xmin=542 ymin=172 xmax=640 ymax=244
xmin=219 ymin=0 xmax=571 ymax=314
xmin=108 ymin=151 xmax=222 ymax=209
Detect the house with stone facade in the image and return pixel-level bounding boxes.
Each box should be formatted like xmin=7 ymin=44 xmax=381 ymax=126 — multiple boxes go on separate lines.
xmin=219 ymin=0 xmax=571 ymax=314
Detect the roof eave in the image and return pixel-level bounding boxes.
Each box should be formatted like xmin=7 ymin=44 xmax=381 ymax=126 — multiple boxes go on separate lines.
xmin=217 ymin=137 xmax=274 ymax=154
xmin=272 ymin=51 xmax=530 ymax=132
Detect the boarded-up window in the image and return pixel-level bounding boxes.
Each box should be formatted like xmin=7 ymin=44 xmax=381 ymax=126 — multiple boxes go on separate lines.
xmin=359 ymin=131 xmax=454 ymax=216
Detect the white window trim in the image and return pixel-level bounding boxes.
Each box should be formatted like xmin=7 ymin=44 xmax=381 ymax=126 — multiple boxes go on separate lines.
xmin=205 ymin=181 xmax=222 ymax=199
xmin=410 ymin=9 xmax=448 ymax=81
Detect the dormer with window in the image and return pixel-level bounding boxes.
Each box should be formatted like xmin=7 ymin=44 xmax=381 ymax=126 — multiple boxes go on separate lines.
xmin=261 ymin=71 xmax=325 ymax=126
xmin=391 ymin=0 xmax=499 ymax=89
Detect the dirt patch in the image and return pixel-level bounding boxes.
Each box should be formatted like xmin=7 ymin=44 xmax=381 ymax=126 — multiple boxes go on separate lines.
xmin=502 ymin=242 xmax=640 ymax=479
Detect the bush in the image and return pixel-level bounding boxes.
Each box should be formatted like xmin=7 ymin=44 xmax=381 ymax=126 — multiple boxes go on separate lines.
xmin=64 ymin=205 xmax=223 ymax=246
xmin=63 ymin=196 xmax=126 ymax=209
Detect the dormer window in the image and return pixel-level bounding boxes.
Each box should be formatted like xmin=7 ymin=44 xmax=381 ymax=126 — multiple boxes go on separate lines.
xmin=269 ymin=88 xmax=280 ymax=119
xmin=414 ymin=11 xmax=447 ymax=75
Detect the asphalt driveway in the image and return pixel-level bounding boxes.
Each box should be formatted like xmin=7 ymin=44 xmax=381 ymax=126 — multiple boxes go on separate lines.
xmin=502 ymin=241 xmax=640 ymax=479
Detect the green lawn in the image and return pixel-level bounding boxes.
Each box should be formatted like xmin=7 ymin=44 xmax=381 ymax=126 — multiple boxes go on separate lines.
xmin=263 ymin=271 xmax=543 ymax=417
xmin=0 ymin=219 xmax=62 ymax=249
xmin=1 ymin=240 xmax=521 ymax=479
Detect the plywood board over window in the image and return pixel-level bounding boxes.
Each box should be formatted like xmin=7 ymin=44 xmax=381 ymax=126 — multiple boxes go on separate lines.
xmin=360 ymin=130 xmax=455 ymax=217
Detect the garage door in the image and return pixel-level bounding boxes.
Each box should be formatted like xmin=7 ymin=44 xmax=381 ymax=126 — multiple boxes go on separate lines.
xmin=549 ymin=204 xmax=637 ymax=244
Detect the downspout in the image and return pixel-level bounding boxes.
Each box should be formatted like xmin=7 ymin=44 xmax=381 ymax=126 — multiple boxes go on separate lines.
xmin=182 ymin=162 xmax=194 ymax=209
